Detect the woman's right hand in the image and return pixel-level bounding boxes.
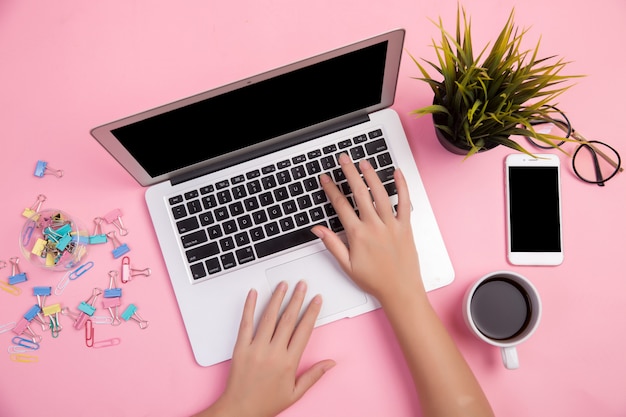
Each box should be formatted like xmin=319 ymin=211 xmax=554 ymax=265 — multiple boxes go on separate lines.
xmin=311 ymin=153 xmax=426 ymax=306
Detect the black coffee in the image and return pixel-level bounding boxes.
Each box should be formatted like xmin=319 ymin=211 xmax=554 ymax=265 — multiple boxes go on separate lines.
xmin=470 ymin=278 xmax=531 ymax=340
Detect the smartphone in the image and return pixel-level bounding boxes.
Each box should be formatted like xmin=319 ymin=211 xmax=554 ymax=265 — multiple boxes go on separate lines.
xmin=505 ymin=153 xmax=563 ymax=265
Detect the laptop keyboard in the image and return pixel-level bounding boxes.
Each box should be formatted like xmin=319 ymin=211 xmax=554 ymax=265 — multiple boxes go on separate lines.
xmin=168 ymin=127 xmax=398 ymax=281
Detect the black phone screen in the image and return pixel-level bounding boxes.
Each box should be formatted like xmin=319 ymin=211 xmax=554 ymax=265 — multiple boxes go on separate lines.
xmin=508 ymin=166 xmax=561 ymax=252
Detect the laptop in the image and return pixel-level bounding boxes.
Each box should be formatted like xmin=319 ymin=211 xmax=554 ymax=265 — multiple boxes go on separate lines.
xmin=90 ymin=28 xmax=455 ymax=367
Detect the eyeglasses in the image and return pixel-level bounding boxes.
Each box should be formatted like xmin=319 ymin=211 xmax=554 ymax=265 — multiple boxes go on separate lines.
xmin=523 ymin=108 xmax=622 ymax=187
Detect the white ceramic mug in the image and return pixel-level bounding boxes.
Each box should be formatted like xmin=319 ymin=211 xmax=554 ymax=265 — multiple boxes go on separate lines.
xmin=463 ymin=270 xmax=542 ymax=370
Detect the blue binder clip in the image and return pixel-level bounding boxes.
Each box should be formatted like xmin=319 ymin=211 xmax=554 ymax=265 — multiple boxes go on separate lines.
xmin=107 ymin=231 xmax=130 ymax=259
xmin=104 ymin=270 xmax=123 ymax=298
xmin=34 ymin=160 xmax=63 ymax=178
xmin=88 ymin=217 xmax=108 ymax=244
xmin=8 ymin=258 xmax=27 ymax=285
xmin=33 ymin=286 xmax=52 ymax=307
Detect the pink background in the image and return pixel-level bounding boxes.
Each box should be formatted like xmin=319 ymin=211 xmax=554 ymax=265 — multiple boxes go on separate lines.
xmin=1 ymin=1 xmax=625 ymax=416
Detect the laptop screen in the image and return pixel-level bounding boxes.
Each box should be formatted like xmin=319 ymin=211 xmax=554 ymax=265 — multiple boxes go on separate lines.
xmin=111 ymin=41 xmax=387 ymax=178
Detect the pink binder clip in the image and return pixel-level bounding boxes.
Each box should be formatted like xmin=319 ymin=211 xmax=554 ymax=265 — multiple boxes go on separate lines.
xmin=103 ymin=209 xmax=128 ymax=236
xmin=102 ymin=297 xmax=122 ymax=326
xmin=121 ymin=256 xmax=151 ymax=283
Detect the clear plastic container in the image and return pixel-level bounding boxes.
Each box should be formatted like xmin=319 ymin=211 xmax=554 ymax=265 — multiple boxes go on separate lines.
xmin=20 ymin=209 xmax=88 ymax=271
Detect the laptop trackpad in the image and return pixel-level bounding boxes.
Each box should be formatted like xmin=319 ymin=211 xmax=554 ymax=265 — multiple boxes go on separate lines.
xmin=266 ymin=250 xmax=367 ymax=320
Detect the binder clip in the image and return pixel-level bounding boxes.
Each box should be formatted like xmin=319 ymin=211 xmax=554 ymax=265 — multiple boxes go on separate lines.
xmin=34 ymin=160 xmax=63 ymax=178
xmin=107 ymin=231 xmax=130 ymax=259
xmin=42 ymin=303 xmax=63 ymax=337
xmin=103 ymin=209 xmax=129 ymax=236
xmin=12 ymin=306 xmax=43 ymax=343
xmin=8 ymin=257 xmax=28 ymax=285
xmin=104 ymin=270 xmax=122 ymax=298
xmin=33 ymin=286 xmax=52 ymax=307
xmin=121 ymin=304 xmax=149 ymax=329
xmin=121 ymin=256 xmax=151 ymax=283
xmin=25 ymin=304 xmax=49 ymax=332
xmin=0 ymin=261 xmax=19 ymax=295
xmin=102 ymin=297 xmax=122 ymax=326
xmin=22 ymin=194 xmax=47 ymax=219
xmin=73 ymin=288 xmax=103 ymax=330
xmin=88 ymin=217 xmax=108 ymax=244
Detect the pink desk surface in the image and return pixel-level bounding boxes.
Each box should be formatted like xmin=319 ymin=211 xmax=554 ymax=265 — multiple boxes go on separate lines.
xmin=1 ymin=1 xmax=625 ymax=416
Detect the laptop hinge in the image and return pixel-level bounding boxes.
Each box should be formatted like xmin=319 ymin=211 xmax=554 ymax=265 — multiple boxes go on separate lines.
xmin=170 ymin=113 xmax=371 ymax=186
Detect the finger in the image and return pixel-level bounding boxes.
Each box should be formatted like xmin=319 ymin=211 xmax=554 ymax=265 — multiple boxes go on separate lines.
xmin=393 ymin=168 xmax=412 ymax=223
xmin=319 ymin=173 xmax=359 ymax=228
xmin=234 ymin=288 xmax=258 ymax=348
xmin=254 ymin=281 xmax=288 ymax=343
xmin=288 ymin=294 xmax=323 ymax=355
xmin=293 ymin=359 xmax=337 ymax=401
xmin=311 ymin=225 xmax=352 ymax=274
xmin=273 ymin=280 xmax=308 ymax=343
xmin=338 ymin=153 xmax=376 ymax=220
xmin=358 ymin=158 xmax=394 ymax=221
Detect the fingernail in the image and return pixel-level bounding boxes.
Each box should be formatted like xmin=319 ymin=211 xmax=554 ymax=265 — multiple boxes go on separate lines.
xmin=319 ymin=173 xmax=331 ymax=184
xmin=277 ymin=281 xmax=288 ymax=292
xmin=339 ymin=153 xmax=350 ymax=164
xmin=312 ymin=294 xmax=322 ymax=304
xmin=296 ymin=280 xmax=307 ymax=292
xmin=359 ymin=158 xmax=371 ymax=170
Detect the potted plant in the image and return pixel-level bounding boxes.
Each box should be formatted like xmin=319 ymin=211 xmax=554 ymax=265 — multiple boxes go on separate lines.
xmin=411 ymin=5 xmax=583 ymax=157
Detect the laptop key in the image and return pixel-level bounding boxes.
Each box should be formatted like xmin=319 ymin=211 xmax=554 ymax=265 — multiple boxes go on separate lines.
xmin=255 ymin=222 xmax=327 ymax=258
xmin=190 ymin=263 xmax=206 ymax=280
xmin=221 ymin=253 xmax=236 ymax=269
xmin=181 ymin=229 xmax=208 ymax=248
xmin=172 ymin=205 xmax=187 ymax=220
xmin=236 ymin=247 xmax=255 ymax=264
xmin=365 ymin=138 xmax=388 ymax=155
xmin=186 ymin=241 xmax=219 ymax=263
xmin=205 ymin=258 xmax=221 ymax=275
xmin=176 ymin=217 xmax=199 ymax=234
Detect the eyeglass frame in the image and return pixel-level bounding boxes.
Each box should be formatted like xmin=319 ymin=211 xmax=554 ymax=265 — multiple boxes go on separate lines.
xmin=523 ymin=107 xmax=622 ymax=186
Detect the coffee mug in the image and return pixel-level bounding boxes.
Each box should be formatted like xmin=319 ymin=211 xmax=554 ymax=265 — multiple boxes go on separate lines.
xmin=463 ymin=270 xmax=542 ymax=370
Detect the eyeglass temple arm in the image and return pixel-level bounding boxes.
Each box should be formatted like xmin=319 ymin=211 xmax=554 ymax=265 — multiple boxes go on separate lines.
xmin=552 ymin=123 xmax=624 ymax=173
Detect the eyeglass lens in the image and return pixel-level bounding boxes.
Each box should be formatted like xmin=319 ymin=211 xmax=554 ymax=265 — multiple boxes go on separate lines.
xmin=525 ymin=122 xmax=621 ymax=184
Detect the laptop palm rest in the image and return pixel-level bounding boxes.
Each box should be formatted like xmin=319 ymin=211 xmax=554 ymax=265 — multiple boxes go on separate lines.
xmin=266 ymin=249 xmax=367 ymax=320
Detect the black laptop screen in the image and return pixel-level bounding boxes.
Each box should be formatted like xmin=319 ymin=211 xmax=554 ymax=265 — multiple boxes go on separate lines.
xmin=111 ymin=41 xmax=388 ymax=178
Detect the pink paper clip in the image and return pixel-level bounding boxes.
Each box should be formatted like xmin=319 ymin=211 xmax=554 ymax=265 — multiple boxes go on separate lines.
xmin=22 ymin=194 xmax=46 ymax=219
xmin=121 ymin=256 xmax=151 ymax=283
xmin=85 ymin=319 xmax=94 ymax=347
xmin=103 ymin=209 xmax=128 ymax=236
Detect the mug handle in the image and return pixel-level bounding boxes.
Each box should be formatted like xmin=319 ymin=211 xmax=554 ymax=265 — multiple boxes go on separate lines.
xmin=501 ymin=346 xmax=519 ymax=370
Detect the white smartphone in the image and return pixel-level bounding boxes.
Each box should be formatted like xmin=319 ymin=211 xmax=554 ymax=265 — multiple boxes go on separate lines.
xmin=505 ymin=153 xmax=563 ymax=265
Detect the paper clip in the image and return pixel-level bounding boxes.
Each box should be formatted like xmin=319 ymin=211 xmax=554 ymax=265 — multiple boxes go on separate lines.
xmin=85 ymin=319 xmax=94 ymax=347
xmin=102 ymin=297 xmax=122 ymax=326
xmin=103 ymin=209 xmax=129 ymax=236
xmin=0 ymin=321 xmax=16 ymax=334
xmin=10 ymin=354 xmax=39 ymax=363
xmin=33 ymin=286 xmax=52 ymax=307
xmin=121 ymin=304 xmax=149 ymax=329
xmin=68 ymin=261 xmax=94 ymax=280
xmin=11 ymin=336 xmax=40 ymax=351
xmin=91 ymin=315 xmax=113 ymax=325
xmin=0 ymin=280 xmax=21 ymax=296
xmin=73 ymin=288 xmax=103 ymax=330
xmin=121 ymin=256 xmax=151 ymax=283
xmin=92 ymin=338 xmax=121 ymax=349
xmin=34 ymin=160 xmax=63 ymax=178
xmin=55 ymin=272 xmax=71 ymax=296
xmin=43 ymin=303 xmax=63 ymax=337
xmin=88 ymin=217 xmax=108 ymax=244
xmin=8 ymin=257 xmax=28 ymax=285
xmin=22 ymin=194 xmax=47 ymax=219
xmin=107 ymin=231 xmax=130 ymax=259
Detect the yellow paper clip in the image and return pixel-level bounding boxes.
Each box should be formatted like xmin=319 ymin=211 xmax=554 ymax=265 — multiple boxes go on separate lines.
xmin=0 ymin=280 xmax=21 ymax=296
xmin=10 ymin=353 xmax=39 ymax=363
